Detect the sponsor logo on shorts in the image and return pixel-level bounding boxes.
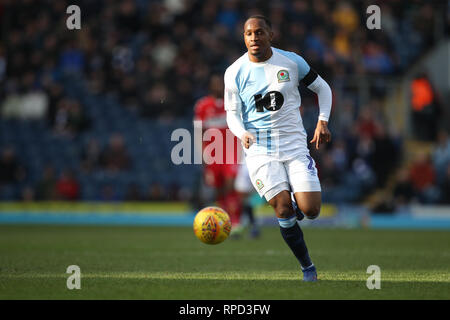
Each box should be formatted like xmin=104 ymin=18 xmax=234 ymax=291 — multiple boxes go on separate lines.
xmin=255 ymin=179 xmax=264 ymax=190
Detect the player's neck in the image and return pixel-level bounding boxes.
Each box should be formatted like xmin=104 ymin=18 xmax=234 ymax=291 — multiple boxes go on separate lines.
xmin=248 ymin=47 xmax=273 ymax=63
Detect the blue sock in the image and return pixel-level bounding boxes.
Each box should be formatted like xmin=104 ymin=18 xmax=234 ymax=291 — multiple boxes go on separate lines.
xmin=278 ymin=215 xmax=312 ymax=269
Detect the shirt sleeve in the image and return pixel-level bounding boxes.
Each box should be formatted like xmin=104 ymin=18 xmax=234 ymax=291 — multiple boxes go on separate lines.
xmin=284 ymin=51 xmax=332 ymax=121
xmin=224 ymin=69 xmax=242 ymax=112
xmin=224 ymin=68 xmax=246 ymax=139
xmin=286 ymin=51 xmax=311 ymax=81
xmin=226 ymin=111 xmax=246 ymax=140
xmin=307 ymin=75 xmax=332 ymax=122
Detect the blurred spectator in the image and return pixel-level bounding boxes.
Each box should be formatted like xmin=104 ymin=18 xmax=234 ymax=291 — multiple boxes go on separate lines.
xmin=409 ymin=153 xmax=436 ymax=201
xmin=317 ymin=153 xmax=339 ymax=188
xmin=362 ymin=42 xmax=394 ymax=74
xmin=439 ymin=164 xmax=450 ymax=204
xmin=98 ymin=184 xmax=120 ymax=202
xmin=21 ymin=186 xmax=35 ymax=202
xmin=151 ymin=35 xmax=177 ymax=70
xmin=115 ymin=0 xmax=141 ymax=36
xmin=125 ymin=183 xmax=142 ymax=201
xmin=167 ymin=182 xmax=181 ymax=201
xmin=333 ymin=98 xmax=355 ymax=136
xmin=66 ymin=100 xmax=90 ymax=134
xmin=217 ymin=0 xmax=241 ymax=33
xmin=100 ymin=134 xmax=131 ymax=172
xmin=412 ymin=3 xmax=437 ymax=48
xmin=330 ymin=139 xmax=349 ymax=174
xmin=305 ymin=26 xmax=328 ymax=61
xmin=0 ymin=147 xmax=26 ymax=185
xmin=432 ymin=130 xmax=450 ymax=178
xmin=372 ymin=126 xmax=400 ymax=187
xmin=410 ymin=73 xmax=439 ymax=141
xmin=351 ymin=157 xmax=376 ymax=189
xmin=45 ymin=82 xmax=64 ymax=127
xmin=36 ymin=166 xmax=57 ymax=200
xmin=60 ymin=41 xmax=85 ymax=74
xmin=332 ymin=1 xmax=359 ymax=34
xmin=392 ymin=168 xmax=415 ymax=205
xmin=356 ymin=107 xmax=380 ymax=139
xmin=55 ymin=169 xmax=80 ymax=200
xmin=146 ymin=182 xmax=165 ymax=201
xmin=81 ymin=138 xmax=102 ymax=173
xmin=0 ymin=45 xmax=5 ymax=82
xmin=140 ymin=83 xmax=176 ymax=120
xmin=1 ymin=89 xmax=48 ymax=120
xmin=332 ymin=27 xmax=351 ymax=61
xmin=353 ymin=133 xmax=375 ymax=167
xmin=119 ymin=76 xmax=139 ymax=111
xmin=54 ymin=98 xmax=90 ymax=137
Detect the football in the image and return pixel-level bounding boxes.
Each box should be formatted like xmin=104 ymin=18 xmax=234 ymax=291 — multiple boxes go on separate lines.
xmin=193 ymin=206 xmax=232 ymax=245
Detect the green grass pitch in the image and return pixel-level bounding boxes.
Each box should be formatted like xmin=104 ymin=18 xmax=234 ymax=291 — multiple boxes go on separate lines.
xmin=0 ymin=225 xmax=449 ymax=299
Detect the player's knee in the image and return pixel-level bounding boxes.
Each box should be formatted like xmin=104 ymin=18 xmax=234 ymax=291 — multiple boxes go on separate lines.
xmin=304 ymin=206 xmax=320 ymax=220
xmin=275 ymin=203 xmax=295 ymax=219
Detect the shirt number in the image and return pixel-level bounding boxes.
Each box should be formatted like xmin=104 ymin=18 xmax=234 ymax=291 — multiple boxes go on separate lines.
xmin=254 ymin=91 xmax=284 ymax=112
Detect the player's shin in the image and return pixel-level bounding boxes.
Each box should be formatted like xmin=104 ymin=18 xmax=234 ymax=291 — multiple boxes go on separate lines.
xmin=278 ymin=215 xmax=313 ymax=270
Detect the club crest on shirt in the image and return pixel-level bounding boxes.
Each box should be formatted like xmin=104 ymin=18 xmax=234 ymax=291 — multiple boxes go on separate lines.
xmin=255 ymin=179 xmax=264 ymax=190
xmin=277 ymin=70 xmax=290 ymax=83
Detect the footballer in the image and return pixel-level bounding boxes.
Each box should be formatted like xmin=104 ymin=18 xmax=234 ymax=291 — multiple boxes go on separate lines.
xmin=194 ymin=75 xmax=243 ymax=228
xmin=224 ymin=16 xmax=332 ymax=281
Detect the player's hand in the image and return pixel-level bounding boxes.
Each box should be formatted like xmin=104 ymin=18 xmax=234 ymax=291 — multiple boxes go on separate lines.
xmin=241 ymin=132 xmax=256 ymax=149
xmin=310 ymin=120 xmax=331 ymax=150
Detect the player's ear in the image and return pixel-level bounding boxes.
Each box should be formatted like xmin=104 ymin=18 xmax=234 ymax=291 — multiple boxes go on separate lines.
xmin=269 ymin=31 xmax=274 ymax=42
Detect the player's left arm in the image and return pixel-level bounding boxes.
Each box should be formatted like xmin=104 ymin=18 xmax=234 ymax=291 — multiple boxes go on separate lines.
xmin=301 ymin=68 xmax=332 ymax=150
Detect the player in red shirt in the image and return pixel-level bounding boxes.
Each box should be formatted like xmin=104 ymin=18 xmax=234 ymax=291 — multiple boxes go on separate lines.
xmin=193 ymin=74 xmax=242 ymax=227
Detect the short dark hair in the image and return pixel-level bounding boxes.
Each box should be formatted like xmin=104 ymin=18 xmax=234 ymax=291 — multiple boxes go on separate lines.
xmin=246 ymin=15 xmax=272 ymax=30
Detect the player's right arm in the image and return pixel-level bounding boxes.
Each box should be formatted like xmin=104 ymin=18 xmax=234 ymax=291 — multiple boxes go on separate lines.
xmin=224 ymin=69 xmax=255 ymax=149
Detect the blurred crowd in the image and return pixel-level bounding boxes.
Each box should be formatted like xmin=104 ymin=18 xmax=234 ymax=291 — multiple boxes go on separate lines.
xmin=391 ymin=130 xmax=450 ymax=206
xmin=0 ymin=0 xmax=448 ymax=204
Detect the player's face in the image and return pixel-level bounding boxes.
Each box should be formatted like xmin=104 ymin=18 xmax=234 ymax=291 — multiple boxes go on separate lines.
xmin=243 ymin=19 xmax=273 ymax=62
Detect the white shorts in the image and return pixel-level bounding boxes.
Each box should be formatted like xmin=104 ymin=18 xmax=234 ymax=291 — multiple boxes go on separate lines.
xmin=245 ymin=153 xmax=321 ymax=201
xmin=234 ymin=163 xmax=254 ymax=193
